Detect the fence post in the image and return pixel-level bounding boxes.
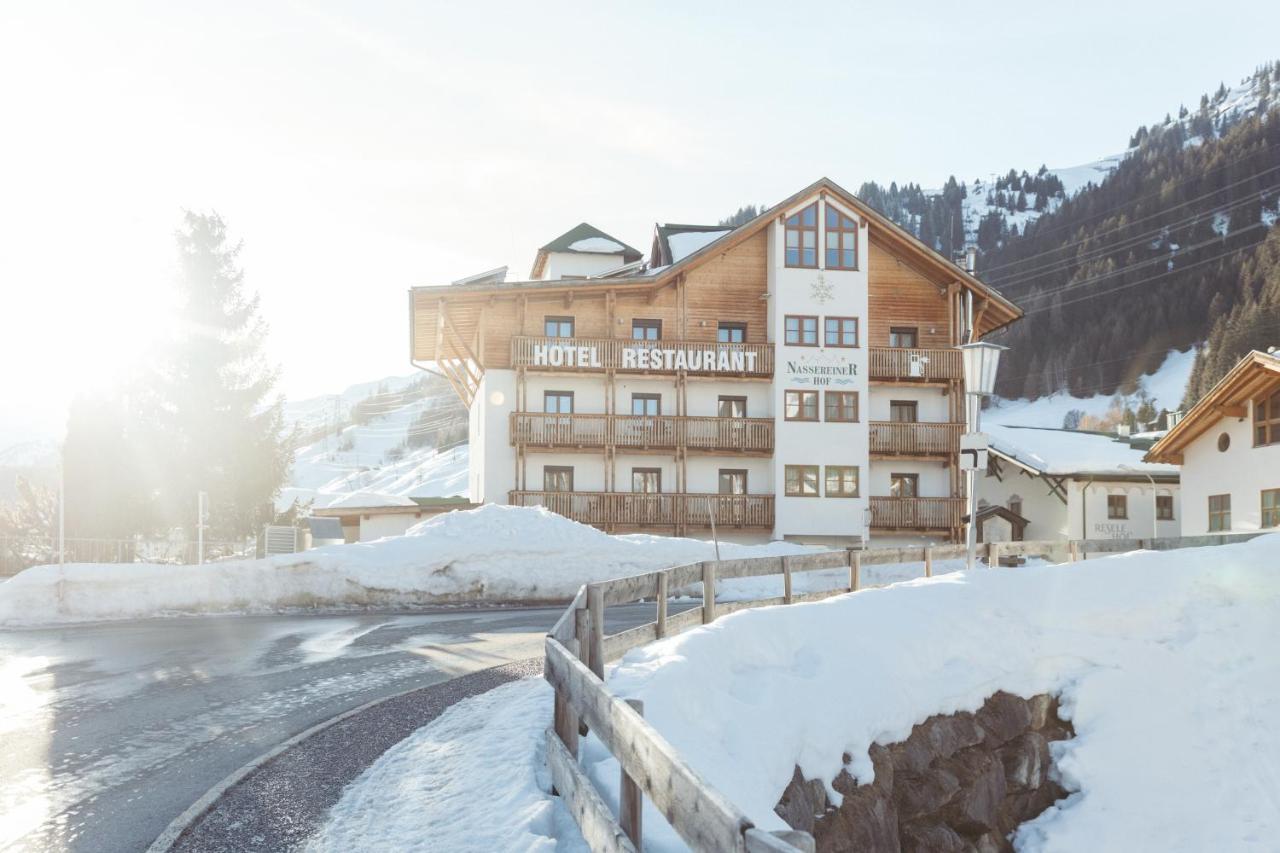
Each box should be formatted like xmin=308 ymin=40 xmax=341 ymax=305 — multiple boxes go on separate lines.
xmin=587 ymin=585 xmax=605 ymax=680
xmin=849 ymin=549 xmax=861 ymax=592
xmin=782 ymin=555 xmax=793 ymax=605
xmin=702 ymin=561 xmax=716 ymax=624
xmin=990 ymin=542 xmax=1001 ymax=568
xmin=656 ymin=572 xmax=669 ymax=639
xmin=924 ymin=546 xmax=933 ymax=578
xmin=619 ymin=699 xmax=644 ymax=846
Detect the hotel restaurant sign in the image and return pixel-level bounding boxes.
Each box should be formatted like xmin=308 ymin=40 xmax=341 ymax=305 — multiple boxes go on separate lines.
xmin=530 ymin=342 xmax=762 ymax=372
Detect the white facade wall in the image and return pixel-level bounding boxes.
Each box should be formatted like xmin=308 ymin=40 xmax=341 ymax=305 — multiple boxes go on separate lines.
xmin=976 ymin=462 xmax=1071 ymax=540
xmin=866 ymin=386 xmax=950 ymax=422
xmin=542 ymin=251 xmax=628 ymax=280
xmin=1177 ymin=401 xmax=1280 ymax=534
xmin=470 ymin=370 xmax=517 ymax=504
xmin=358 ymin=512 xmax=421 ymax=542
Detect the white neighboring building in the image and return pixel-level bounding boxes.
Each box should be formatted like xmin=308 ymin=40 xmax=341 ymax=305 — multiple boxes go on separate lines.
xmin=977 ymin=425 xmax=1180 ymax=543
xmin=311 ymin=493 xmax=474 ymax=543
xmin=1146 ymin=350 xmax=1280 ymax=535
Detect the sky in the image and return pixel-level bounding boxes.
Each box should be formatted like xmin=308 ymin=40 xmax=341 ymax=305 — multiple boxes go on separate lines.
xmin=2 ymin=0 xmax=1278 ymax=447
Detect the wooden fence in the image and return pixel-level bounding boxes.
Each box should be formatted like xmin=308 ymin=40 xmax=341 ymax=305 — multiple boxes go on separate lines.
xmin=544 ymin=530 xmax=1267 ymax=851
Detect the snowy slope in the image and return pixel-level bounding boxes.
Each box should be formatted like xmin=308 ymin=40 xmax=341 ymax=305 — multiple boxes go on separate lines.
xmin=596 ymin=534 xmax=1280 ymax=852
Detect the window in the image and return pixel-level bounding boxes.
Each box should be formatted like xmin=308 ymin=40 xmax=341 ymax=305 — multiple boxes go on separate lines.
xmin=785 ymin=465 xmax=820 ymax=497
xmin=1218 ymin=433 xmax=1231 ymax=452
xmin=784 ymin=202 xmax=818 ymax=268
xmin=825 ymin=205 xmax=858 ymax=270
xmin=825 ymin=465 xmax=859 ymax=497
xmin=718 ymin=396 xmax=747 ymax=418
xmin=784 ymin=315 xmax=819 ymax=346
xmin=631 ymin=393 xmax=661 ymax=416
xmin=717 ymin=322 xmax=746 ymax=343
xmin=1262 ymin=489 xmax=1280 ymax=528
xmin=544 ymin=316 xmax=574 ymax=338
xmin=1208 ymin=494 xmax=1231 ymax=531
xmin=1107 ymin=494 xmax=1128 ymax=519
xmin=543 ymin=391 xmax=574 ymax=414
xmin=785 ymin=390 xmax=819 ymax=421
xmin=889 ymin=473 xmax=918 ymax=498
xmin=824 ymin=317 xmax=859 ymax=348
xmin=631 ymin=319 xmax=662 ymax=341
xmin=1254 ymin=391 xmax=1280 ymax=446
xmin=889 ymin=400 xmax=918 ymax=423
xmin=1156 ymin=495 xmax=1174 ymax=520
xmin=888 ymin=326 xmax=918 ymax=348
xmin=1008 ymin=496 xmax=1023 ymax=517
xmin=825 ymin=391 xmax=858 ymax=422
xmin=718 ymin=469 xmax=747 ymax=495
xmin=544 ymin=466 xmax=574 ymax=492
xmin=632 ymin=468 xmax=662 ymax=494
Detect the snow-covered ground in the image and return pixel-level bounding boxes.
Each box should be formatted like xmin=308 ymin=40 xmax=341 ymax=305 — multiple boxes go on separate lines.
xmin=986 ymin=346 xmax=1196 ymax=429
xmin=0 ymin=505 xmax=812 ymax=626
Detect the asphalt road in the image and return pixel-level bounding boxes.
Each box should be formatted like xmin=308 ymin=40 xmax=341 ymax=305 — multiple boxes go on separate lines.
xmin=0 ymin=604 xmax=661 ymax=853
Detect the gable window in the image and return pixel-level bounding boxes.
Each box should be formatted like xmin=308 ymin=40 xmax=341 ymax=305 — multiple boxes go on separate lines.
xmin=1262 ymin=489 xmax=1280 ymax=528
xmin=1208 ymin=494 xmax=1231 ymax=531
xmin=825 ymin=205 xmax=859 ymax=270
xmin=717 ymin=322 xmax=746 ymax=343
xmin=718 ymin=396 xmax=747 ymax=418
xmin=784 ymin=202 xmax=818 ymax=268
xmin=719 ymin=469 xmax=747 ymax=495
xmin=1107 ymin=494 xmax=1128 ymax=519
xmin=1254 ymin=391 xmax=1280 ymax=446
xmin=825 ymin=465 xmax=859 ymax=497
xmin=544 ymin=466 xmax=574 ymax=492
xmin=889 ymin=326 xmax=918 ymax=348
xmin=632 ymin=468 xmax=662 ymax=494
xmin=631 ymin=319 xmax=662 ymax=341
xmin=785 ymin=315 xmax=819 ymax=346
xmin=1157 ymin=495 xmax=1174 ymax=520
xmin=785 ymin=465 xmax=820 ymax=497
xmin=631 ymin=393 xmax=661 ymax=416
xmin=544 ymin=316 xmax=574 ymax=338
xmin=543 ymin=391 xmax=574 ymax=414
xmin=825 ymin=391 xmax=858 ymax=422
xmin=824 ymin=317 xmax=859 ymax=348
xmin=785 ymin=390 xmax=819 ymax=421
xmin=889 ymin=400 xmax=918 ymax=423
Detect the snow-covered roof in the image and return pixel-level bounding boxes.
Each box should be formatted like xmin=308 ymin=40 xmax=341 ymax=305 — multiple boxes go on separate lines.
xmin=668 ymin=229 xmax=730 ymax=262
xmin=986 ymin=424 xmax=1179 ymax=478
xmin=320 ymin=491 xmax=420 ymax=510
xmin=568 ymin=236 xmax=624 ymax=253
xmin=530 ymin=223 xmax=642 ymax=278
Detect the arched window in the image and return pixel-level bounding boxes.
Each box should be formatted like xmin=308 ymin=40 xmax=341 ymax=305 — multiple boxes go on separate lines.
xmin=825 ymin=205 xmax=858 ymax=270
xmin=785 ymin=203 xmax=818 ymax=268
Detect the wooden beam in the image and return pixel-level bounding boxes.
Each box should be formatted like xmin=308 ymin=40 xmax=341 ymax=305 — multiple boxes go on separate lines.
xmin=1217 ymin=404 xmax=1247 ymax=418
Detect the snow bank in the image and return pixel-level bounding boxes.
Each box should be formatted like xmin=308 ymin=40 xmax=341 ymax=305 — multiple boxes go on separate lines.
xmin=593 ymin=535 xmax=1280 ymax=852
xmin=0 ymin=505 xmax=809 ymax=626
xmin=308 ymin=678 xmax=586 ymax=853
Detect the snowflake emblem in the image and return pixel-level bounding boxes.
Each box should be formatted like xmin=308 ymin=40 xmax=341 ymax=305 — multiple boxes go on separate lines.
xmin=810 ymin=273 xmax=834 ymax=305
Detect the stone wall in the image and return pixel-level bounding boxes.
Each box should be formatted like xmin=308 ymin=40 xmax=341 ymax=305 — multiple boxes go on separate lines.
xmin=774 ymin=692 xmax=1075 ymax=853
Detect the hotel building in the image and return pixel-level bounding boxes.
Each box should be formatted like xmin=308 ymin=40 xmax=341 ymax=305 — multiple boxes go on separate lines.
xmin=409 ymin=178 xmax=1022 ymax=544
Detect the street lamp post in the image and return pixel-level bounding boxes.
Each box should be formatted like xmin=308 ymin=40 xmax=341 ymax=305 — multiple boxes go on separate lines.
xmin=957 ymin=342 xmax=1007 ymax=571
xmin=1118 ymin=464 xmax=1157 ymax=540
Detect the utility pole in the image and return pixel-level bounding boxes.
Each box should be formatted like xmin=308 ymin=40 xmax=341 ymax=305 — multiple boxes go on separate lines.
xmin=197 ymin=491 xmax=208 ymax=565
xmin=58 ymin=462 xmax=65 ymax=566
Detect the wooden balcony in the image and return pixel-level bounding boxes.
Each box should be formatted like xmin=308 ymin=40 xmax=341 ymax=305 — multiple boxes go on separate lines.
xmin=869 ymin=421 xmax=963 ymax=458
xmin=509 ymin=491 xmax=774 ymax=529
xmin=869 ymin=496 xmax=965 ymax=531
xmin=512 ymin=336 xmax=773 ymax=378
xmin=510 ymin=412 xmax=773 ymax=454
xmin=869 ymin=347 xmax=963 ymax=383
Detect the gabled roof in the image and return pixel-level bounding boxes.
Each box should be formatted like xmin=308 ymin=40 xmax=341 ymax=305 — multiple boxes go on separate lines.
xmin=650 ymin=223 xmax=733 ymax=267
xmin=529 ymin=223 xmax=642 ymax=279
xmin=1145 ymin=350 xmax=1280 ymax=464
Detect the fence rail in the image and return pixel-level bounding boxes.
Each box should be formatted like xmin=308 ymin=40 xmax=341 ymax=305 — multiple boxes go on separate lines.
xmin=545 ymin=530 xmax=1266 ymax=851
xmin=511 ymin=412 xmax=774 ymax=453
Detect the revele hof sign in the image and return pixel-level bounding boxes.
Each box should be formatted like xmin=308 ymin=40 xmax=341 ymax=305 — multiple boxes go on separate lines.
xmin=530 ymin=342 xmax=760 ymax=372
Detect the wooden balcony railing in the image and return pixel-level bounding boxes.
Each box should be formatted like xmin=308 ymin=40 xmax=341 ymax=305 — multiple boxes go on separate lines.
xmin=868 ymin=347 xmax=963 ymax=382
xmin=869 ymin=496 xmax=965 ymax=531
xmin=512 ymin=336 xmax=773 ymax=377
xmin=510 ymin=412 xmax=774 ymax=453
xmin=509 ymin=491 xmax=774 ymax=528
xmin=869 ymin=421 xmax=963 ymax=456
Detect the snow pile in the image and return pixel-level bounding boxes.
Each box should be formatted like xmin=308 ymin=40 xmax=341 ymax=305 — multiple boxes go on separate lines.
xmin=592 ymin=535 xmax=1280 ymax=851
xmin=0 ymin=505 xmax=809 ymax=626
xmin=984 ymin=424 xmax=1175 ymax=477
xmin=308 ymin=678 xmax=586 ymax=853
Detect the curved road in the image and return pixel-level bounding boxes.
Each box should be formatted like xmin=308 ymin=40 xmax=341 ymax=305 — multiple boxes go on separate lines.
xmin=0 ymin=605 xmax=657 ymax=853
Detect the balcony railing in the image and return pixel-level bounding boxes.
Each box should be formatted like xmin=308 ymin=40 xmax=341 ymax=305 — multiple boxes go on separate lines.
xmin=869 ymin=421 xmax=963 ymax=457
xmin=510 ymin=412 xmax=774 ymax=453
xmin=509 ymin=491 xmax=774 ymax=529
xmin=869 ymin=496 xmax=965 ymax=531
xmin=512 ymin=337 xmax=773 ymax=377
xmin=868 ymin=347 xmax=963 ymax=382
